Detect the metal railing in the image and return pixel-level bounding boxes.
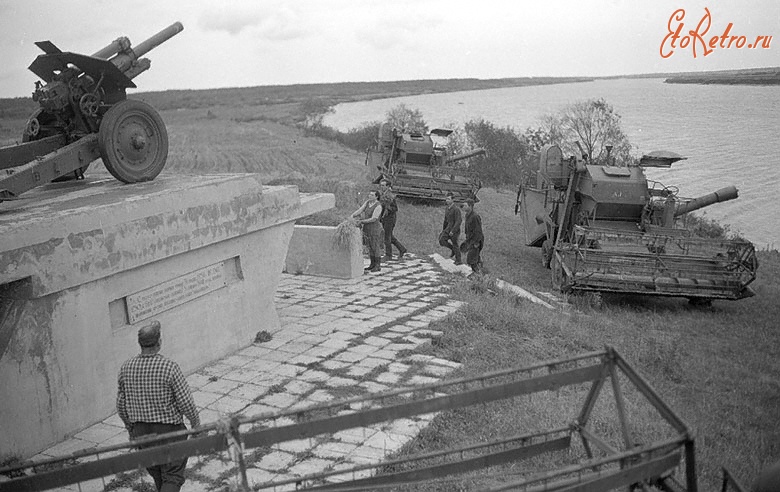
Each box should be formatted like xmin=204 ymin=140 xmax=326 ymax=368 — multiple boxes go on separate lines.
xmin=0 ymin=347 xmax=698 ymax=491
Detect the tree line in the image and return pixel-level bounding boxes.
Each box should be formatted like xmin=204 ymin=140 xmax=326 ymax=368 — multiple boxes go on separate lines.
xmin=300 ymin=98 xmax=634 ymax=188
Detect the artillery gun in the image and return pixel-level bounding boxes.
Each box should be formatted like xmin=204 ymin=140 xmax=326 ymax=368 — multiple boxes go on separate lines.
xmin=366 ymin=124 xmax=486 ymax=201
xmin=516 ymin=144 xmax=758 ymax=302
xmin=0 ymin=22 xmax=184 ymax=201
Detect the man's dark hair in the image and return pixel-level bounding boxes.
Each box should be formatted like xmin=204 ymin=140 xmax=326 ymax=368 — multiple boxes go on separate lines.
xmin=138 ymin=321 xmax=161 ymax=348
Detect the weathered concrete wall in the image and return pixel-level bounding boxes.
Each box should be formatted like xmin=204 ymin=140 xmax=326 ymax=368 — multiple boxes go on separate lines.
xmin=0 ymin=175 xmax=334 ymax=459
xmin=285 ymin=225 xmax=363 ymax=279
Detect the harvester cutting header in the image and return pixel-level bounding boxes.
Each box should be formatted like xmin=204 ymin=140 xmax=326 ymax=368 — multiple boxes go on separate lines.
xmin=516 ymin=144 xmax=758 ymax=303
xmin=0 ymin=22 xmax=184 ymax=201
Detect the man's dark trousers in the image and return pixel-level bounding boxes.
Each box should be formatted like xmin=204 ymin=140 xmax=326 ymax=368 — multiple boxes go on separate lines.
xmin=439 ymin=231 xmax=461 ymax=263
xmin=381 ymin=215 xmax=406 ymax=258
xmin=131 ymin=422 xmax=189 ymax=492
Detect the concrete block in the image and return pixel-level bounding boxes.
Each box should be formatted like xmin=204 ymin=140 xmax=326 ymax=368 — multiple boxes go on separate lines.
xmin=285 ymin=225 xmax=362 ymax=279
xmin=0 ymin=174 xmax=333 ymax=459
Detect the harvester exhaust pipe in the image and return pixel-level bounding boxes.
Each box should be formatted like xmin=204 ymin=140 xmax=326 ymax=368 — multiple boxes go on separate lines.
xmin=674 ymin=185 xmax=739 ymax=216
xmin=446 ymin=148 xmax=487 ymax=164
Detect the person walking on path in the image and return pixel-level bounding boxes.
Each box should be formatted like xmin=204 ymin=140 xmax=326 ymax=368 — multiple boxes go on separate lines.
xmin=351 ymin=190 xmax=385 ymax=273
xmin=379 ymin=180 xmax=407 ymax=261
xmin=439 ymin=193 xmax=462 ymax=265
xmin=117 ymin=321 xmax=200 ymax=492
xmin=460 ymin=198 xmax=485 ymax=273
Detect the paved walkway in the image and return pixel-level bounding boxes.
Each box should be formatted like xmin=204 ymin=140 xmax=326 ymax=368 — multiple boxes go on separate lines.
xmin=27 ymin=254 xmax=465 ymax=491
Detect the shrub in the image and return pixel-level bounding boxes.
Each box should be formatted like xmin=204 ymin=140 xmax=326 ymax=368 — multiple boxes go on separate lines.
xmin=679 ymin=213 xmax=743 ymax=240
xmin=463 ymin=119 xmax=529 ymax=188
xmin=339 ymin=121 xmax=381 ymax=152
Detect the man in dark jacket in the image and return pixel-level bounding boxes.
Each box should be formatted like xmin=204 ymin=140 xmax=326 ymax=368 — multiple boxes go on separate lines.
xmin=379 ymin=180 xmax=407 ymax=261
xmin=460 ymin=198 xmax=484 ymax=273
xmin=439 ymin=193 xmax=462 ymax=264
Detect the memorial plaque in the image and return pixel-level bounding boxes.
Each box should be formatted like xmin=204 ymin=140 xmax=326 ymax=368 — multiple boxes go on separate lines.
xmin=126 ymin=262 xmax=227 ymax=324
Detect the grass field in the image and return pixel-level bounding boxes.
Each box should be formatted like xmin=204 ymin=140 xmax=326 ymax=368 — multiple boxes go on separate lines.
xmin=1 ymin=84 xmax=778 ymax=490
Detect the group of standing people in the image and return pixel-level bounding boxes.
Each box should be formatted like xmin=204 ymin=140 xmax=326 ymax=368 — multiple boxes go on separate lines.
xmin=352 ymin=181 xmax=484 ymax=276
xmin=351 ymin=179 xmax=407 ymax=274
xmin=439 ymin=192 xmax=484 ymax=274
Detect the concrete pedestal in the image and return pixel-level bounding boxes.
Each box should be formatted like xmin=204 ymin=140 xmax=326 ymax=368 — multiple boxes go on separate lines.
xmin=0 ymin=175 xmax=333 ymax=459
xmin=285 ymin=225 xmax=363 ymax=279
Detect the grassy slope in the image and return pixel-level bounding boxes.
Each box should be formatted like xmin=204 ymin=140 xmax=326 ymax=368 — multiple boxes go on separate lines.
xmin=2 ymin=88 xmax=778 ymax=489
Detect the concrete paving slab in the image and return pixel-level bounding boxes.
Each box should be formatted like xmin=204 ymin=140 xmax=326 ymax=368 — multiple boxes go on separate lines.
xmin=73 ymin=423 xmax=125 ymax=445
xmin=28 ymin=253 xmax=479 ymax=491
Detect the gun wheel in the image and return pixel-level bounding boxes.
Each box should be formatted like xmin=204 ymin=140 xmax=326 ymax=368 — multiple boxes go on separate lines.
xmin=98 ymin=99 xmax=168 ymax=183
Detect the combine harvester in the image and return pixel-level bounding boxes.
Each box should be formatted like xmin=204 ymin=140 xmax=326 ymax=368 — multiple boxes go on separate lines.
xmin=366 ymin=124 xmax=486 ymax=201
xmin=516 ymin=144 xmax=758 ymax=303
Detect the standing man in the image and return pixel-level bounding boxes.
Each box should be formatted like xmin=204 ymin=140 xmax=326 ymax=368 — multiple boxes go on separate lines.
xmin=460 ymin=198 xmax=484 ymax=273
xmin=439 ymin=192 xmax=462 ymax=265
xmin=117 ymin=321 xmax=200 ymax=492
xmin=379 ymin=179 xmax=407 ymax=261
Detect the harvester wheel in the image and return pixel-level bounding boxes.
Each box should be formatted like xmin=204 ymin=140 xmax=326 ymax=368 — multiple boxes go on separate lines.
xmin=98 ymin=99 xmax=168 ymax=183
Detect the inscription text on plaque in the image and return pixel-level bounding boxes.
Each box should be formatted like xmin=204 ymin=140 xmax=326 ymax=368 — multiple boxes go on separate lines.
xmin=126 ymin=262 xmax=227 ymax=324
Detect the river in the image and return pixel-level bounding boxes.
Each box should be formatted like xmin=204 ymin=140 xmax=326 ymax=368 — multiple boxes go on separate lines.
xmin=323 ymin=78 xmax=779 ymax=250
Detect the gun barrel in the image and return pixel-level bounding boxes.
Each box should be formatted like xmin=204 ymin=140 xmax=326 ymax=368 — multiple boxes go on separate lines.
xmin=92 ymin=37 xmax=130 ymax=60
xmin=109 ymin=22 xmax=184 ymax=73
xmin=674 ymin=185 xmax=738 ymax=216
xmin=132 ymin=22 xmax=184 ymax=58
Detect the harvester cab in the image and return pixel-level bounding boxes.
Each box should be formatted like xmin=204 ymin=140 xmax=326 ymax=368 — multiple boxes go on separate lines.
xmin=516 ymin=143 xmax=758 ymax=302
xmin=366 ymin=124 xmax=486 ymax=202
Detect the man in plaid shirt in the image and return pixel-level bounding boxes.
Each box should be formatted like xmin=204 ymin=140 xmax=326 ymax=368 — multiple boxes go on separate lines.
xmin=117 ymin=320 xmax=200 ymax=492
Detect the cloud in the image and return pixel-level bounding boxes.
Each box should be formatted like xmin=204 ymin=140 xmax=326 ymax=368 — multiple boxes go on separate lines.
xmin=256 ymin=8 xmax=308 ymax=41
xmin=355 ymin=11 xmax=443 ymax=50
xmin=199 ymin=5 xmax=264 ymax=35
xmin=198 ymin=4 xmax=308 ymax=41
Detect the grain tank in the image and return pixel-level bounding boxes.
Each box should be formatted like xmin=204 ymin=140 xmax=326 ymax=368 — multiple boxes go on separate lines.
xmin=516 ymin=144 xmax=757 ymax=302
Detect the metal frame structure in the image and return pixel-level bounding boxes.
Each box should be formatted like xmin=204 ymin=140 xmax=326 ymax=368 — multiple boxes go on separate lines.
xmin=0 ymin=347 xmax=698 ymax=491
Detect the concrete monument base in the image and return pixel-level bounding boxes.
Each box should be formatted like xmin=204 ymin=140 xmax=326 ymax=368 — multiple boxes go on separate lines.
xmin=0 ymin=174 xmax=333 ymax=459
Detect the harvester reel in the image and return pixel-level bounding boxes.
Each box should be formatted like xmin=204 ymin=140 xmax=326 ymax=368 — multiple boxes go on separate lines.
xmin=98 ymin=99 xmax=168 ymax=183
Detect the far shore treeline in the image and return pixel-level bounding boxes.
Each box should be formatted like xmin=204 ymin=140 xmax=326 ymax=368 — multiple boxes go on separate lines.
xmin=1 ymin=66 xmax=778 ymax=118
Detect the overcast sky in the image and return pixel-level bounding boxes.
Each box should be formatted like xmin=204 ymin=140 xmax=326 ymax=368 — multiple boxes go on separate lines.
xmin=1 ymin=0 xmax=778 ymax=98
